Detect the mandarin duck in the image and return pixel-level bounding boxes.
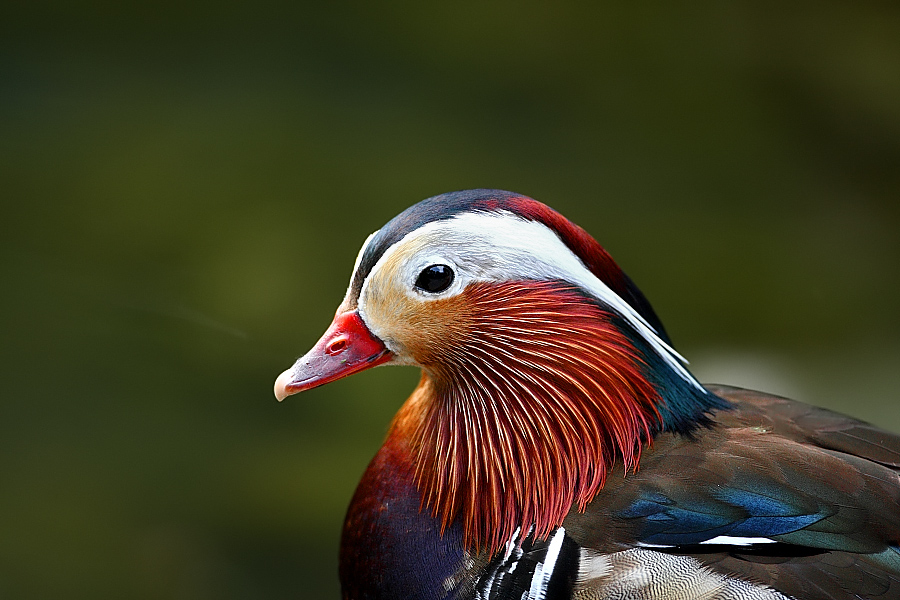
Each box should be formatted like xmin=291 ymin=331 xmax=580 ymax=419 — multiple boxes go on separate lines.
xmin=274 ymin=189 xmax=900 ymax=600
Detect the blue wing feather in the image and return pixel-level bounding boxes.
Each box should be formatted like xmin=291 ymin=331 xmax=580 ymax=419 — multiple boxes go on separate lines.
xmin=621 ymin=487 xmax=830 ymax=547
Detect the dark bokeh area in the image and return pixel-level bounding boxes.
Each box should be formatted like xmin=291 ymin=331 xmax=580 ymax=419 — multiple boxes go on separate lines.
xmin=2 ymin=3 xmax=899 ymax=598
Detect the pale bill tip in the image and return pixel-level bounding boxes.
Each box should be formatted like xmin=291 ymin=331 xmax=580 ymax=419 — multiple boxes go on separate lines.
xmin=273 ymin=368 xmax=294 ymax=402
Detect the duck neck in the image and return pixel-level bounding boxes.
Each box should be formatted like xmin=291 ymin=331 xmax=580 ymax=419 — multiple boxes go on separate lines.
xmin=387 ymin=281 xmax=725 ymax=554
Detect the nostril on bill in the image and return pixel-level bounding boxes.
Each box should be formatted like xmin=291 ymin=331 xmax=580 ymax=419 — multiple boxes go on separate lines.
xmin=326 ymin=336 xmax=349 ymax=355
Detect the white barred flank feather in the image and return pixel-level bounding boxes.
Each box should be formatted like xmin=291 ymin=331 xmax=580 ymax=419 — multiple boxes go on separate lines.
xmin=576 ymin=548 xmax=791 ymax=599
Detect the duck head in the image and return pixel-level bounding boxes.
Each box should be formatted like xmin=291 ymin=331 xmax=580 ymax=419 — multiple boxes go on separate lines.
xmin=275 ymin=189 xmax=723 ymax=552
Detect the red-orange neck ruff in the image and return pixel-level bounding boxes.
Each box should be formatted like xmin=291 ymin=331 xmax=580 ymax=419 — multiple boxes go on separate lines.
xmin=389 ymin=281 xmax=663 ymax=554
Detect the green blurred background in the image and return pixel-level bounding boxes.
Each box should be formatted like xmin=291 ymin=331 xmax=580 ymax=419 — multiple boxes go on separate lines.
xmin=2 ymin=2 xmax=899 ymax=598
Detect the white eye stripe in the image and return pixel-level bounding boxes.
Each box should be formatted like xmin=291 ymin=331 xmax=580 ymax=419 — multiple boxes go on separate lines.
xmin=353 ymin=210 xmax=703 ymax=391
xmin=342 ymin=230 xmax=378 ymax=307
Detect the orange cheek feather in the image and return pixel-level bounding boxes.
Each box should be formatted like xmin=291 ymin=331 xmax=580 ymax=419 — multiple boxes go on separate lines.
xmin=361 ymin=271 xmax=472 ymax=368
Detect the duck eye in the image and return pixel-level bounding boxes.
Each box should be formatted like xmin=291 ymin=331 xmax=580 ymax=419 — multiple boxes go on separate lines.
xmin=415 ymin=264 xmax=455 ymax=293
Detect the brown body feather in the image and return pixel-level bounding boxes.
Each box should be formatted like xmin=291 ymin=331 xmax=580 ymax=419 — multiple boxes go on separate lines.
xmin=561 ymin=385 xmax=900 ymax=599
